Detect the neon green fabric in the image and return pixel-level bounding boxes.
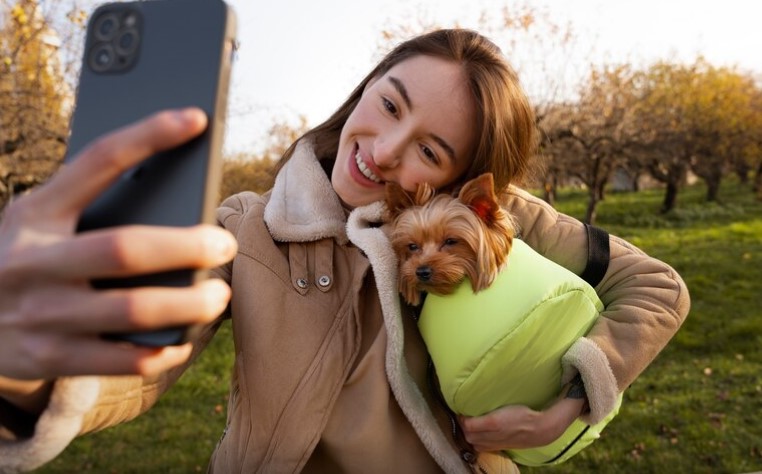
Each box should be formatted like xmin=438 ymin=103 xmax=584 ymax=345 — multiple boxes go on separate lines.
xmin=418 ymin=239 xmax=623 ymax=466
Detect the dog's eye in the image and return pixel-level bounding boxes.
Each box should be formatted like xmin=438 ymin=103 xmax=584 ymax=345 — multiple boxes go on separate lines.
xmin=407 ymin=243 xmax=420 ymax=252
xmin=443 ymin=238 xmax=458 ymax=246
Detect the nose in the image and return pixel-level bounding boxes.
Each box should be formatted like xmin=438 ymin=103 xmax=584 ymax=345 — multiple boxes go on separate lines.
xmin=373 ymin=130 xmax=407 ymax=169
xmin=416 ymin=266 xmax=433 ymax=282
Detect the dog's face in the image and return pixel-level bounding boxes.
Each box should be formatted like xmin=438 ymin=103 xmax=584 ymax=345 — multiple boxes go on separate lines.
xmin=386 ymin=173 xmax=515 ymax=306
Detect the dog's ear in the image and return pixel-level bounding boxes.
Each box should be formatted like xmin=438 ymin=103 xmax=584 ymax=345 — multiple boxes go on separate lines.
xmin=458 ymin=173 xmax=501 ymax=225
xmin=413 ymin=181 xmax=435 ymax=206
xmin=385 ymin=182 xmax=415 ymax=219
xmin=385 ymin=181 xmax=435 ymax=219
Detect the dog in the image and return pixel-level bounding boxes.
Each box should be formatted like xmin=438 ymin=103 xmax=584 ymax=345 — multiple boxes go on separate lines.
xmin=385 ymin=173 xmax=515 ymax=306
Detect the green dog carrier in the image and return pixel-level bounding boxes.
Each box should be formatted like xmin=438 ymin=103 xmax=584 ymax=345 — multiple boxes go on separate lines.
xmin=418 ymin=236 xmax=622 ymax=466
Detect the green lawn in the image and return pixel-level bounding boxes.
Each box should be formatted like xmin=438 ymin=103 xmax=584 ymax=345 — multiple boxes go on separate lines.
xmin=36 ymin=180 xmax=762 ymax=473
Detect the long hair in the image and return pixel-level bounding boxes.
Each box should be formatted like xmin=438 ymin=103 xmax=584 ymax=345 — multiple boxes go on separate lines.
xmin=276 ymin=28 xmax=538 ymax=192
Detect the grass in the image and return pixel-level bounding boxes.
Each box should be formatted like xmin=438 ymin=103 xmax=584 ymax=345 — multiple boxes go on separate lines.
xmin=35 ymin=180 xmax=762 ymax=473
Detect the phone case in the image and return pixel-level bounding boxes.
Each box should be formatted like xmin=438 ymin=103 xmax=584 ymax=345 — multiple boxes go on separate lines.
xmin=65 ymin=0 xmax=237 ymax=346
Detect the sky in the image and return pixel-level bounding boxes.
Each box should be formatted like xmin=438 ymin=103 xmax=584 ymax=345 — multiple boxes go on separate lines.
xmin=218 ymin=0 xmax=762 ymax=155
xmin=47 ymin=0 xmax=762 ymax=155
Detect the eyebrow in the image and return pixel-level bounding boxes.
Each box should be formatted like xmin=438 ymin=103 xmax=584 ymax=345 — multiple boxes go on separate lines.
xmin=388 ymin=75 xmax=458 ymax=164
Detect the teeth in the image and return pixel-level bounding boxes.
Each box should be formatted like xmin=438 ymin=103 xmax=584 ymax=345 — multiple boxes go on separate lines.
xmin=355 ymin=151 xmax=381 ymax=183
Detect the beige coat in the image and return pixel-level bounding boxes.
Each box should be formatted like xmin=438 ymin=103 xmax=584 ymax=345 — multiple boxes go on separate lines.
xmin=0 ymin=141 xmax=690 ymax=473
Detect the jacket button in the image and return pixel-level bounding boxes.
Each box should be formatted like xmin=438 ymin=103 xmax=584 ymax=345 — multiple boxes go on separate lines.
xmin=296 ymin=278 xmax=308 ymax=289
xmin=318 ymin=275 xmax=331 ymax=287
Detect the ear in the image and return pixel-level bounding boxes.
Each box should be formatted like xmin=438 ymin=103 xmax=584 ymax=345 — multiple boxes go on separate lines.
xmin=413 ymin=181 xmax=436 ymax=206
xmin=385 ymin=181 xmax=435 ymax=219
xmin=457 ymin=173 xmax=501 ymax=225
xmin=385 ymin=182 xmax=415 ymax=219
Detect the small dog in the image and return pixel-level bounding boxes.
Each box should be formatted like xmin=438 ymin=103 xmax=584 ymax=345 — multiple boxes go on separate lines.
xmin=385 ymin=173 xmax=515 ymax=306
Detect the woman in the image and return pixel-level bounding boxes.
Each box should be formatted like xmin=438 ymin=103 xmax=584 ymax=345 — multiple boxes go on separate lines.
xmin=0 ymin=29 xmax=689 ymax=473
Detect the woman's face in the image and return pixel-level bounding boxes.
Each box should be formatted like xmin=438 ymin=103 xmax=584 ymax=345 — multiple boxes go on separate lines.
xmin=332 ymin=55 xmax=478 ymax=208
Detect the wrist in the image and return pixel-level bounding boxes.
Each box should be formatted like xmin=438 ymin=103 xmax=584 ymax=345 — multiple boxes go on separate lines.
xmin=539 ymin=375 xmax=589 ymax=443
xmin=0 ymin=376 xmax=54 ymax=415
xmin=564 ymin=373 xmax=590 ymax=415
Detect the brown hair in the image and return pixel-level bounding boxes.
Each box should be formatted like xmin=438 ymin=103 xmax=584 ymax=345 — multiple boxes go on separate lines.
xmin=277 ymin=28 xmax=538 ymax=192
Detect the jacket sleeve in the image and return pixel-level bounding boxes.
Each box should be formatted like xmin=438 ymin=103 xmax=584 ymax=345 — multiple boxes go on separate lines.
xmin=0 ymin=320 xmax=223 ymax=473
xmin=501 ymin=186 xmax=690 ymax=424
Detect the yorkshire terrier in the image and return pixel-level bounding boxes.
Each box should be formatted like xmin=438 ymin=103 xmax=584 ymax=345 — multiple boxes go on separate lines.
xmin=385 ymin=173 xmax=516 ymax=306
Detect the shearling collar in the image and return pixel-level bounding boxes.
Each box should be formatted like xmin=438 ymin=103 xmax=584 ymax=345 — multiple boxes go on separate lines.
xmin=263 ymin=140 xmax=350 ymax=245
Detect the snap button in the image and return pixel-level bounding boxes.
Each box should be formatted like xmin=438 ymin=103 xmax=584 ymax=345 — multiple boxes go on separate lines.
xmin=296 ymin=278 xmax=308 ymax=289
xmin=318 ymin=275 xmax=331 ymax=287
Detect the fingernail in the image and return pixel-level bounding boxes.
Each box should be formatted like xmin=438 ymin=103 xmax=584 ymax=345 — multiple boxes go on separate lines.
xmin=174 ymin=107 xmax=206 ymax=126
xmin=213 ymin=280 xmax=232 ymax=305
xmin=207 ymin=229 xmax=237 ymax=259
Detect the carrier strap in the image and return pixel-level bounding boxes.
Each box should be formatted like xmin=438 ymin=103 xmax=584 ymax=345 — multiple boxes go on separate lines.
xmin=580 ymin=223 xmax=610 ymax=288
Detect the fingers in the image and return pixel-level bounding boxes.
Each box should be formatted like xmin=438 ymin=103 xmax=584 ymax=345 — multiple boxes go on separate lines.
xmin=19 ymin=278 xmax=231 ymax=334
xmin=13 ymin=336 xmax=195 ymax=379
xmin=459 ymin=407 xmax=547 ymax=451
xmin=33 ymin=108 xmax=208 ymax=216
xmin=12 ymin=225 xmax=237 ymax=281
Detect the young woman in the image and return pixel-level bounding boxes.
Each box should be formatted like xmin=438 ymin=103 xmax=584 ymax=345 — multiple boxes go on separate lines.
xmin=0 ymin=29 xmax=689 ymax=473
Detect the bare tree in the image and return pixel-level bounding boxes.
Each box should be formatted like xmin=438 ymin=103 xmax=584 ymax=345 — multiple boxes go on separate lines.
xmin=540 ymin=64 xmax=637 ymax=224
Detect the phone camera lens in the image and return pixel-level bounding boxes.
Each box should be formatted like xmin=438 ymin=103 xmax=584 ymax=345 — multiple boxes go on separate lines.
xmin=94 ymin=13 xmax=119 ymax=41
xmin=89 ymin=44 xmax=115 ymax=72
xmin=115 ymin=29 xmax=140 ymax=55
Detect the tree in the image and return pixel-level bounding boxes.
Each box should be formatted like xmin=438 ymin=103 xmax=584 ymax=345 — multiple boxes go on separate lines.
xmin=629 ymin=59 xmax=762 ymax=211
xmin=540 ymin=64 xmax=637 ymax=224
xmin=0 ymin=0 xmax=82 ymax=206
xmin=628 ymin=61 xmax=698 ymax=213
xmin=684 ymin=64 xmax=759 ymax=202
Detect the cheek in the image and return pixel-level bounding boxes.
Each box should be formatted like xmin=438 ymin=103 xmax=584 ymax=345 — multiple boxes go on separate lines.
xmin=344 ymin=97 xmax=377 ymax=133
xmin=396 ymin=170 xmax=456 ymax=195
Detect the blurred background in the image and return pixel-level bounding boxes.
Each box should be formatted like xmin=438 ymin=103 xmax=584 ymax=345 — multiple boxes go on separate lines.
xmin=1 ymin=1 xmax=760 ymax=473
xmin=2 ymin=0 xmax=760 ymax=214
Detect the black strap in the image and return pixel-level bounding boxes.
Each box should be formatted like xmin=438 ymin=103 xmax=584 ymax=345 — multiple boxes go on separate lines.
xmin=580 ymin=224 xmax=610 ymax=287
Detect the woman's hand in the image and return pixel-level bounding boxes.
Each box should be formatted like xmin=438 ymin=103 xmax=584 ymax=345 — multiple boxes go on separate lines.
xmin=459 ymin=383 xmax=588 ymax=453
xmin=0 ymin=108 xmax=237 ymax=382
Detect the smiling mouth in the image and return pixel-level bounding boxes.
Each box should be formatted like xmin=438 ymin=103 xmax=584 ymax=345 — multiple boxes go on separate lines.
xmin=355 ymin=150 xmax=381 ymax=184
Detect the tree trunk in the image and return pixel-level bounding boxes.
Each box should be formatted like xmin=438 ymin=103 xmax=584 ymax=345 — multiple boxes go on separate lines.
xmin=705 ymin=175 xmax=721 ymax=202
xmin=585 ymin=189 xmax=599 ymax=225
xmin=596 ymin=179 xmax=606 ymax=201
xmin=735 ymin=161 xmax=750 ymax=185
xmin=754 ymin=161 xmax=762 ymax=201
xmin=631 ymin=174 xmax=640 ymax=192
xmin=661 ymin=179 xmax=679 ymax=213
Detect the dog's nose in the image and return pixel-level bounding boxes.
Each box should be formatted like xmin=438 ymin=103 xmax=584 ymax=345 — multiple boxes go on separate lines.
xmin=416 ymin=266 xmax=433 ymax=282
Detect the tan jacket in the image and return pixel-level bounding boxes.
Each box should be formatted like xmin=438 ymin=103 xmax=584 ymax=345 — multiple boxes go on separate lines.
xmin=0 ymin=141 xmax=690 ymax=473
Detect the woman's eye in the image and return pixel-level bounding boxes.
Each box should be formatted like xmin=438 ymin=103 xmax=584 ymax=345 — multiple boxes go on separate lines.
xmin=382 ymin=97 xmax=398 ymax=116
xmin=420 ymin=145 xmax=439 ymax=165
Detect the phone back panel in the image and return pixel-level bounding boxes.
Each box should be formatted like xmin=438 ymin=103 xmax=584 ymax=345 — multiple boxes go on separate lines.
xmin=66 ymin=0 xmax=236 ymax=232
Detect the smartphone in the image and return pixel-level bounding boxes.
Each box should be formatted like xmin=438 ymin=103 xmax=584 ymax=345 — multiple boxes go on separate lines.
xmin=65 ymin=0 xmax=237 ymax=346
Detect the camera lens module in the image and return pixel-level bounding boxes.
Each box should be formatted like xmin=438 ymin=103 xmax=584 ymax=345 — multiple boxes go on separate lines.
xmin=94 ymin=13 xmax=119 ymax=41
xmin=88 ymin=7 xmax=142 ymax=74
